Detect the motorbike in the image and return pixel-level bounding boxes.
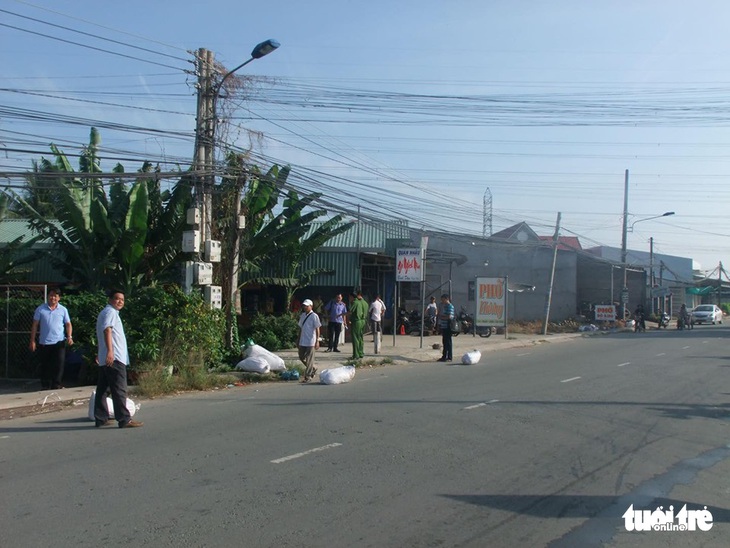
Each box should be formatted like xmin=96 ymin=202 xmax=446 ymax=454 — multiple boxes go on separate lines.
xmin=657 ymin=312 xmax=670 ymax=329
xmin=452 ymin=308 xmax=493 ymax=337
xmin=634 ymin=312 xmax=646 ymax=333
xmin=397 ymin=308 xmax=422 ymax=335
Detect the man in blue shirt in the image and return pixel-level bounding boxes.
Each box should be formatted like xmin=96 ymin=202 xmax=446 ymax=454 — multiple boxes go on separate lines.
xmin=94 ymin=290 xmax=143 ymax=428
xmin=29 ymin=288 xmax=73 ymax=390
xmin=324 ymin=293 xmax=347 ymax=353
xmin=437 ymin=293 xmax=455 ymax=362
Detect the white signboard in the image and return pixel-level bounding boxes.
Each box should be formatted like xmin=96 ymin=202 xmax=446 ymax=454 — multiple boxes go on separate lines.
xmin=475 ymin=277 xmax=507 ymax=327
xmin=396 ymin=248 xmax=423 ymax=282
xmin=594 ymin=304 xmax=616 ymax=322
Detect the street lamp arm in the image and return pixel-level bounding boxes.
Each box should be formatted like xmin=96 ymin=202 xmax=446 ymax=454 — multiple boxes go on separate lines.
xmin=216 ymin=39 xmax=280 ymax=94
xmin=628 ymin=211 xmax=675 ymax=232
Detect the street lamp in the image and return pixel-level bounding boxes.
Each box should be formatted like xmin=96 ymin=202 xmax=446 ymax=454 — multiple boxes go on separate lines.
xmin=620 ymin=209 xmax=675 ymax=319
xmin=190 ymin=40 xmax=279 ymax=345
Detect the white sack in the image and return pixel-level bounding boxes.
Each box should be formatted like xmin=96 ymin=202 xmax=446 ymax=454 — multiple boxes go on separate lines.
xmin=461 ymin=350 xmax=482 ymax=365
xmin=242 ymin=344 xmax=286 ymax=372
xmin=235 ymin=355 xmax=270 ymax=374
xmin=87 ymin=390 xmax=139 ymax=421
xmin=319 ymin=365 xmax=356 ymax=385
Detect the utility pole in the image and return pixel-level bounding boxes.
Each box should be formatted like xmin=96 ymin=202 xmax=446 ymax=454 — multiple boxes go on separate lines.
xmin=542 ymin=212 xmax=561 ymax=335
xmin=649 ymin=237 xmax=654 ymax=315
xmin=620 ymin=169 xmax=629 ymax=320
xmin=193 ymin=48 xmax=214 ymax=244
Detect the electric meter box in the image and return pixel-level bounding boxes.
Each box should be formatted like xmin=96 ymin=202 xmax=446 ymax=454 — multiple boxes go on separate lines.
xmin=204 ymin=285 xmax=223 ymax=309
xmin=182 ymin=230 xmax=200 ymax=253
xmin=204 ymin=240 xmax=222 ymax=262
xmin=186 ymin=207 xmax=201 ymax=225
xmin=194 ymin=262 xmax=213 ymax=285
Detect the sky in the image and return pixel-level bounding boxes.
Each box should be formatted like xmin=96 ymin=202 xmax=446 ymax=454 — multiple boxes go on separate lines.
xmin=2 ymin=0 xmax=730 ymax=278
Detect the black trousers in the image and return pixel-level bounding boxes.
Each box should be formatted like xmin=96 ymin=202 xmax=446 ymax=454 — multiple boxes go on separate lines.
xmin=38 ymin=341 xmax=65 ymax=389
xmin=441 ymin=327 xmax=453 ymax=360
xmin=328 ymin=322 xmax=343 ymax=350
xmin=94 ymin=361 xmax=131 ymax=426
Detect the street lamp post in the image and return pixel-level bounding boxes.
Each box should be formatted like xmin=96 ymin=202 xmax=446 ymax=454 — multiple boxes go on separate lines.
xmin=620 ymin=201 xmax=675 ymax=319
xmin=190 ymin=40 xmax=279 ymax=346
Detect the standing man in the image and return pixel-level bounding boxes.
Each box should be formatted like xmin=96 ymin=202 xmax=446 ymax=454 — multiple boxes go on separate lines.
xmin=368 ymin=294 xmax=386 ymax=354
xmin=29 ymin=288 xmax=73 ymax=390
xmin=348 ymin=291 xmax=368 ymax=360
xmin=324 ymin=293 xmax=347 ymax=353
xmin=437 ymin=293 xmax=454 ymax=362
xmin=424 ymin=296 xmax=438 ymax=334
xmin=94 ymin=290 xmax=143 ymax=428
xmin=298 ymin=299 xmax=321 ymax=382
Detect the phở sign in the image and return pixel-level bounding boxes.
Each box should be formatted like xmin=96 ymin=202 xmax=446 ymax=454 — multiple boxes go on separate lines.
xmin=475 ymin=277 xmax=507 ymax=327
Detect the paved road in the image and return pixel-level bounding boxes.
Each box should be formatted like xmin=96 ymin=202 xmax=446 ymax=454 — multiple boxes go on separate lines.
xmin=1 ymin=326 xmax=729 ymax=547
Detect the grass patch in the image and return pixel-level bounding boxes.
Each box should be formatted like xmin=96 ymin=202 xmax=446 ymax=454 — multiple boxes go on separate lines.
xmin=133 ymin=365 xmax=239 ymax=398
xmin=344 ymin=357 xmax=393 ymax=368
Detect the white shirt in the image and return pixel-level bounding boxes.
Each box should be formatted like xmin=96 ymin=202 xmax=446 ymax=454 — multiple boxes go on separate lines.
xmin=96 ymin=304 xmax=129 ymax=366
xmin=369 ymin=299 xmax=386 ymax=321
xmin=298 ymin=311 xmax=322 ymax=347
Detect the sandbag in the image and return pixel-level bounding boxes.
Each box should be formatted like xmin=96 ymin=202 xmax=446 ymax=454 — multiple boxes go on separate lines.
xmin=235 ymin=355 xmax=270 ymax=374
xmin=242 ymin=344 xmax=286 ymax=372
xmin=461 ymin=350 xmax=481 ymax=365
xmin=319 ymin=365 xmax=356 ymax=385
xmin=87 ymin=390 xmax=139 ymax=421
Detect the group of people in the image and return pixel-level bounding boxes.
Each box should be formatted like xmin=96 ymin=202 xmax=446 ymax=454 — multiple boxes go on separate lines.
xmin=296 ymin=291 xmax=458 ymax=380
xmin=296 ymin=291 xmax=387 ymax=382
xmin=29 ymin=288 xmax=142 ymax=428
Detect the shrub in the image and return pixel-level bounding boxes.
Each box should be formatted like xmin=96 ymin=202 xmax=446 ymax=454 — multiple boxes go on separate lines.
xmin=62 ymin=286 xmax=229 ymax=383
xmin=123 ymin=285 xmax=228 ymax=371
xmin=240 ymin=313 xmax=299 ymax=352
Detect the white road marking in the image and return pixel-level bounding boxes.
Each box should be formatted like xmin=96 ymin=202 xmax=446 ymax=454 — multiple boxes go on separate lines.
xmin=617 ymin=362 xmax=630 ymax=367
xmin=561 ymin=376 xmax=581 ymax=383
xmin=271 ymin=443 xmax=343 ymax=464
xmin=682 ymin=346 xmax=691 ymax=349
xmin=0 ymin=435 xmax=9 ymax=439
xmin=656 ymin=353 xmax=666 ymax=357
xmin=463 ymin=399 xmax=499 ymax=410
xmin=516 ymin=353 xmax=531 ymax=357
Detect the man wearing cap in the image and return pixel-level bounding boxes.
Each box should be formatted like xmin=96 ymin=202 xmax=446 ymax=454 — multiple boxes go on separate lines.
xmin=298 ymin=299 xmax=321 ymax=382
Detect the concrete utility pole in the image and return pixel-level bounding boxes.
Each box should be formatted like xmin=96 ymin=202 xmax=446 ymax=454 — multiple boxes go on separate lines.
xmin=542 ymin=212 xmax=561 ymax=335
xmin=620 ymin=169 xmax=629 ymax=320
xmin=193 ymin=48 xmax=215 ymax=245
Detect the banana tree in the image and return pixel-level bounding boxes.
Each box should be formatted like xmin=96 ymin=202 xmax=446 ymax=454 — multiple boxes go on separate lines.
xmin=248 ymin=188 xmax=353 ymax=309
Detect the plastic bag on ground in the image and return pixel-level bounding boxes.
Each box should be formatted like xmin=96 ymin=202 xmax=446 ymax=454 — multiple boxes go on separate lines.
xmin=235 ymin=355 xmax=270 ymax=374
xmin=242 ymin=344 xmax=286 ymax=372
xmin=461 ymin=350 xmax=482 ymax=365
xmin=87 ymin=390 xmax=139 ymax=421
xmin=319 ymin=365 xmax=356 ymax=385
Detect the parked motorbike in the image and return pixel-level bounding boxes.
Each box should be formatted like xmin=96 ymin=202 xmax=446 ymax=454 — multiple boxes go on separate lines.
xmin=397 ymin=308 xmax=423 ymax=335
xmin=453 ymin=308 xmax=493 ymax=337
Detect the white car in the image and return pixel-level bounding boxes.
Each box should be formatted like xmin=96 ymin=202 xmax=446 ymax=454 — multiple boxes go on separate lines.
xmin=691 ymin=304 xmax=723 ymax=325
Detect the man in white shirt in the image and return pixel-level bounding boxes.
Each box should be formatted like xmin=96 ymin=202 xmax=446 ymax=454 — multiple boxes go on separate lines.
xmin=298 ymin=299 xmax=321 ymax=382
xmin=368 ymin=295 xmax=386 ymax=336
xmin=94 ymin=290 xmax=143 ymax=428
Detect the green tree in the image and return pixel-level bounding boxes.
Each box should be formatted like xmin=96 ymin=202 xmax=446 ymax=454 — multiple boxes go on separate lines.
xmin=12 ymin=127 xmax=191 ymax=293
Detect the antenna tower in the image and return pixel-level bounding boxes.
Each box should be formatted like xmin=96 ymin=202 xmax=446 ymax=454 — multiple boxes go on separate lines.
xmin=483 ymin=188 xmax=493 ymax=238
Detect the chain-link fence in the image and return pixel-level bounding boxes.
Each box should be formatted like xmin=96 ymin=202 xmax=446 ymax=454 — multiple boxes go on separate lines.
xmin=0 ymin=285 xmax=47 ymax=379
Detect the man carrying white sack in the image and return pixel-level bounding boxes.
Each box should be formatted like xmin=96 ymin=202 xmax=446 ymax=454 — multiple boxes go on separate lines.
xmin=298 ymin=299 xmax=321 ymax=383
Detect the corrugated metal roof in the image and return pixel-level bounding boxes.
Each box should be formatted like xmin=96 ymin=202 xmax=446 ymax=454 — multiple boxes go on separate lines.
xmin=308 ymin=219 xmax=411 ymax=251
xmin=0 ymin=218 xmax=59 ymax=246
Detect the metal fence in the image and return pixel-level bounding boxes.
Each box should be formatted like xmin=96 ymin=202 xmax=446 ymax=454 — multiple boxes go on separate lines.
xmin=0 ymin=284 xmax=47 ymax=379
